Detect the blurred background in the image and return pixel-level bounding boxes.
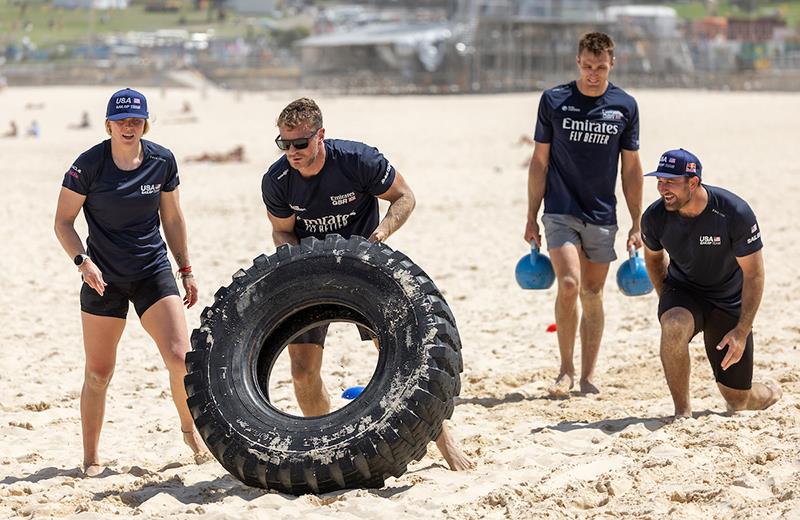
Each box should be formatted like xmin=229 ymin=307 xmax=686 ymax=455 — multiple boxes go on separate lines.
xmin=1 ymin=0 xmax=799 ymax=93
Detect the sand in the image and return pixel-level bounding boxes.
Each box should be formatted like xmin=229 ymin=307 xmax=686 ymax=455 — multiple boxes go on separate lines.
xmin=0 ymin=85 xmax=798 ymax=519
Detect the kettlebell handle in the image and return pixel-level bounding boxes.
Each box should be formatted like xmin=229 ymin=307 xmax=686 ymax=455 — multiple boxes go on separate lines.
xmin=628 ymin=244 xmax=637 ymax=259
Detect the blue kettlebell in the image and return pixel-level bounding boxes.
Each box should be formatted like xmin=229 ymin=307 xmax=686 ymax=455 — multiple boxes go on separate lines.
xmin=616 ymin=247 xmax=653 ymax=296
xmin=515 ymin=246 xmax=555 ymax=290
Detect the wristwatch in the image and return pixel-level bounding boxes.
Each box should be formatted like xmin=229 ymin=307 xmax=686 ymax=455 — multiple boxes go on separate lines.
xmin=73 ymin=254 xmax=90 ymax=267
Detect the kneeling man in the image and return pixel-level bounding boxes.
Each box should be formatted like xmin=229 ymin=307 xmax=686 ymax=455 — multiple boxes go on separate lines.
xmin=641 ymin=148 xmax=782 ymax=418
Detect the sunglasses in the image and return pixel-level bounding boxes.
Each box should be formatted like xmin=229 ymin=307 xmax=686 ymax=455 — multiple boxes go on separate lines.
xmin=275 ymin=129 xmax=319 ymax=151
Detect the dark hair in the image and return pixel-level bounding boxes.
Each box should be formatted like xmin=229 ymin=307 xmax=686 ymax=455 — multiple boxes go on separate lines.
xmin=277 ymin=97 xmax=323 ymax=130
xmin=578 ymin=32 xmax=615 ymax=60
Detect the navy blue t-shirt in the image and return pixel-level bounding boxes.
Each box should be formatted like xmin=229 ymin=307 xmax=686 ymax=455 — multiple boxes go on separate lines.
xmin=534 ymin=81 xmax=640 ymax=225
xmin=261 ymin=139 xmax=395 ymax=240
xmin=62 ymin=139 xmax=179 ymax=282
xmin=641 ymin=185 xmax=763 ymax=314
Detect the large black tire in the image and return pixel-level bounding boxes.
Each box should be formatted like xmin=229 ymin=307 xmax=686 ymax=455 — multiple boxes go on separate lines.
xmin=184 ymin=234 xmax=463 ymax=495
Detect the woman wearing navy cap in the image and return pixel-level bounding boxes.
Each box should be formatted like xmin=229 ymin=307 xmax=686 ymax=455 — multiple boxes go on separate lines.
xmin=54 ymin=88 xmax=206 ymax=475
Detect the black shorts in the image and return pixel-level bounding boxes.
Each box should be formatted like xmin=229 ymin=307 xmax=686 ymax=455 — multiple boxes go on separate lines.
xmin=292 ymin=323 xmax=375 ymax=347
xmin=658 ymin=284 xmax=753 ymax=390
xmin=80 ymin=269 xmax=180 ymax=319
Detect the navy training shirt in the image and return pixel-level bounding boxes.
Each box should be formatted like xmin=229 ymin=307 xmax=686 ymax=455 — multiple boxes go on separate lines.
xmin=62 ymin=139 xmax=179 ymax=282
xmin=261 ymin=139 xmax=396 ymax=240
xmin=641 ymin=185 xmax=763 ymax=314
xmin=534 ymin=81 xmax=640 ymax=225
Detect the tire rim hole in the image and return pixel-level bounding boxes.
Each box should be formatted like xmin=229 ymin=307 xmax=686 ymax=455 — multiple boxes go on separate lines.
xmin=255 ymin=304 xmax=382 ymax=418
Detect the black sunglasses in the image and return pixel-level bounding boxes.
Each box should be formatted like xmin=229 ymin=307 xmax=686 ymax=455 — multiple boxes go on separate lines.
xmin=274 ymin=129 xmax=319 ymax=151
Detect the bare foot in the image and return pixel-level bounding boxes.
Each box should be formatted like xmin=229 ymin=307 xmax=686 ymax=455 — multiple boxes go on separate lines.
xmin=672 ymin=410 xmax=692 ymax=421
xmin=547 ymin=373 xmax=574 ymax=398
xmin=579 ymin=378 xmax=600 ymax=395
xmin=726 ymin=381 xmax=783 ymax=413
xmin=183 ymin=429 xmax=212 ymax=464
xmin=760 ymin=382 xmax=783 ymax=410
xmin=435 ymin=425 xmax=475 ymax=471
xmin=82 ymin=463 xmax=105 ymax=477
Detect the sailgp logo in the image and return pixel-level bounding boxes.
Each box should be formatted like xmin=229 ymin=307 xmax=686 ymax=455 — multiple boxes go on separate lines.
xmin=699 ymin=235 xmax=721 ymax=246
xmin=140 ymin=183 xmax=161 ymax=195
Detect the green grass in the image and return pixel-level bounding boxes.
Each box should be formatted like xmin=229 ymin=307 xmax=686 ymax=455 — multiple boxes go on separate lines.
xmin=668 ymin=1 xmax=800 ymax=26
xmin=0 ymin=0 xmax=252 ymax=50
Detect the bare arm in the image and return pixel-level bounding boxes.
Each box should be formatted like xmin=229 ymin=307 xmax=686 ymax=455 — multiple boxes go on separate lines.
xmin=267 ymin=211 xmax=299 ymax=247
xmin=643 ymin=245 xmax=668 ymax=297
xmin=160 ymin=189 xmax=191 ymax=269
xmin=524 ymin=141 xmax=550 ymax=248
xmin=717 ymin=250 xmax=765 ymax=370
xmin=733 ymin=250 xmax=765 ymax=333
xmin=620 ymin=149 xmax=644 ymax=250
xmin=371 ymin=171 xmax=415 ymax=243
xmin=54 ymin=187 xmax=107 ymax=295
xmin=160 ymin=188 xmax=198 ymax=307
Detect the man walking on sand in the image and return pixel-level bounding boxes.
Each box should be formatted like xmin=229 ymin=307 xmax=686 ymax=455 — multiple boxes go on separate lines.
xmin=524 ymin=32 xmax=643 ymax=397
xmin=641 ymin=148 xmax=782 ymax=418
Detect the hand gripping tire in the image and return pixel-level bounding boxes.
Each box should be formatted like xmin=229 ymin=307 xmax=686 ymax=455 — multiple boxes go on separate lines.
xmin=184 ymin=234 xmax=463 ymax=495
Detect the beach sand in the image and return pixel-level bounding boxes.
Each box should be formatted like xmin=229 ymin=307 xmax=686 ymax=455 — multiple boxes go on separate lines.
xmin=0 ymin=85 xmax=798 ymax=519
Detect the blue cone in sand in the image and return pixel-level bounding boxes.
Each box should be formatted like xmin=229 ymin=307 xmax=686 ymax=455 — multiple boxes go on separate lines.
xmin=341 ymin=386 xmax=365 ymax=400
xmin=616 ymin=248 xmax=653 ymax=297
xmin=515 ymin=246 xmax=555 ymax=290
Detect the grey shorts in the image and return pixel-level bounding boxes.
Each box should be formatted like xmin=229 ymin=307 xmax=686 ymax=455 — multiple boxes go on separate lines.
xmin=542 ymin=213 xmax=618 ymax=263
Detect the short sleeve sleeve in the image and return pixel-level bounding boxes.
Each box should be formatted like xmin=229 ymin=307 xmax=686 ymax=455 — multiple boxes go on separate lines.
xmin=356 ymin=145 xmax=395 ymax=197
xmin=162 ymin=152 xmax=180 ymax=192
xmin=533 ymin=93 xmax=553 ymax=144
xmin=731 ymin=202 xmax=762 ymax=257
xmin=641 ymin=207 xmax=662 ymax=251
xmin=261 ymin=169 xmax=293 ymax=218
xmin=61 ymin=152 xmax=95 ymax=195
xmin=621 ymin=99 xmax=640 ymax=151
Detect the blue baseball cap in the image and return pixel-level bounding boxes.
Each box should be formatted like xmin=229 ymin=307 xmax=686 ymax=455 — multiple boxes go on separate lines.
xmin=106 ymin=88 xmax=148 ymax=121
xmin=645 ymin=148 xmax=702 ymax=179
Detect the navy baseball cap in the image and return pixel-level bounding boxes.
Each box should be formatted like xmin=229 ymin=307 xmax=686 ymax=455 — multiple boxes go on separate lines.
xmin=106 ymin=88 xmax=148 ymax=121
xmin=645 ymin=148 xmax=702 ymax=179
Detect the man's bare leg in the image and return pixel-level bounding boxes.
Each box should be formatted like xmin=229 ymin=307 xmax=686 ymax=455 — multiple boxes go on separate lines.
xmin=80 ymin=312 xmax=126 ymax=476
xmin=288 ymin=343 xmax=330 ymax=417
xmin=659 ymin=307 xmax=696 ymax=418
xmin=577 ymin=256 xmax=610 ymax=394
xmin=719 ymin=381 xmax=783 ymax=412
xmin=547 ymin=244 xmax=582 ymax=397
xmin=435 ymin=423 xmax=474 ymax=471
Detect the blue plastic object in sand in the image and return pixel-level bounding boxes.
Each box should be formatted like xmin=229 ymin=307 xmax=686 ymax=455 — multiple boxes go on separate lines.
xmin=341 ymin=386 xmax=365 ymax=400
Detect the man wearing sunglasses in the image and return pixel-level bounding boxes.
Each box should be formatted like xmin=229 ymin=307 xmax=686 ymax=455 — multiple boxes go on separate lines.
xmin=261 ymin=97 xmax=473 ymax=471
xmin=524 ymin=32 xmax=644 ymax=398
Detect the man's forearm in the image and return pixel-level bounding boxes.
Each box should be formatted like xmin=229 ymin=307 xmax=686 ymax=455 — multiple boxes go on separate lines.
xmin=272 ymin=230 xmax=299 ymax=247
xmin=527 ymin=159 xmax=546 ymax=221
xmin=737 ymin=271 xmax=764 ymax=332
xmin=375 ymin=192 xmax=415 ymax=238
xmin=644 ymin=252 xmax=668 ymax=296
xmin=621 ymin=167 xmax=643 ymax=227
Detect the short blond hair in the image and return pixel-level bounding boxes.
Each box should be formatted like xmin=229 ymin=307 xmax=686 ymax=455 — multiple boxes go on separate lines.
xmin=277 ymin=97 xmax=322 ymax=131
xmin=578 ymin=32 xmax=615 ymax=60
xmin=105 ymin=119 xmax=150 ymax=136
